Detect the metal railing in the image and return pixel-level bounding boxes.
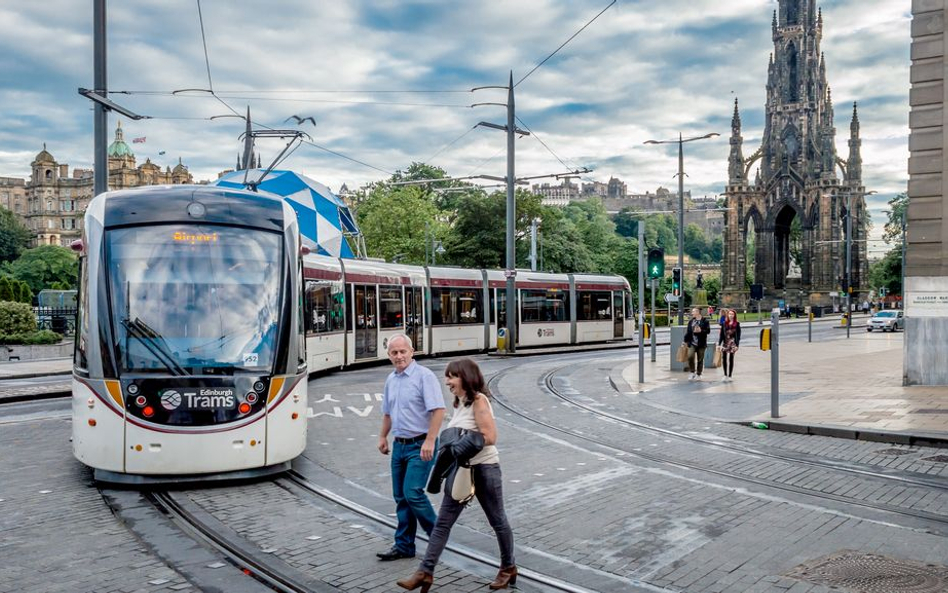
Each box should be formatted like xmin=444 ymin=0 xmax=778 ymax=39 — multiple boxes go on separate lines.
xmin=33 ymin=307 xmax=78 ymax=336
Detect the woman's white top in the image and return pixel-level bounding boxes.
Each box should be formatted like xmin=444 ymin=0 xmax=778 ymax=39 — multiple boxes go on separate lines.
xmin=447 ymin=394 xmax=500 ymax=465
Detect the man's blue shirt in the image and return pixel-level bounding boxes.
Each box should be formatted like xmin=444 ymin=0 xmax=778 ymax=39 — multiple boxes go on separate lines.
xmin=382 ymin=360 xmax=445 ymax=437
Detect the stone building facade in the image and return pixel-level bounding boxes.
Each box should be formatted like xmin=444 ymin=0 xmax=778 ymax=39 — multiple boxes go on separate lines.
xmin=720 ymin=0 xmax=868 ymax=310
xmin=10 ymin=122 xmax=192 ymax=246
xmin=905 ymin=0 xmax=948 ymax=385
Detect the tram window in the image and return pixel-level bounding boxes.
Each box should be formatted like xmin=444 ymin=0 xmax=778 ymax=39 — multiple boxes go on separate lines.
xmin=521 ymin=289 xmax=568 ymax=322
xmin=74 ymin=255 xmax=89 ymax=371
xmin=379 ymin=286 xmax=403 ymax=329
xmin=577 ymin=291 xmax=612 ymax=321
xmin=625 ymin=290 xmax=633 ymax=319
xmin=430 ymin=287 xmax=482 ymax=325
xmin=305 ymin=280 xmax=345 ymax=334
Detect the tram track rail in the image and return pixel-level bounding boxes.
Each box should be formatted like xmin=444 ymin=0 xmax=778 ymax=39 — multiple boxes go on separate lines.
xmin=279 ymin=469 xmax=675 ymax=593
xmin=146 ymin=489 xmax=335 ymax=593
xmin=557 ymin=369 xmax=948 ymax=492
xmin=487 ymin=364 xmax=948 ymax=536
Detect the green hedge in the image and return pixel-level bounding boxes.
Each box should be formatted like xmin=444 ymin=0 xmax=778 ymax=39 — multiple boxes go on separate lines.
xmin=0 ymin=329 xmax=62 ymax=345
xmin=0 ymin=301 xmax=36 ymax=334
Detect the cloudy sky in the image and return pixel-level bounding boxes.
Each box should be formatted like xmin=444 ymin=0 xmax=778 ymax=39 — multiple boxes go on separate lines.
xmin=0 ymin=0 xmax=910 ymax=253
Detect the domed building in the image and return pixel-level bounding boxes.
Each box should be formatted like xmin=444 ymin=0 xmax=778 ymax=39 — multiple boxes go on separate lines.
xmin=16 ymin=122 xmax=194 ymax=246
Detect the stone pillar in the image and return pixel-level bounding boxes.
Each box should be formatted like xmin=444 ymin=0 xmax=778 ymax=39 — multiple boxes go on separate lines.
xmin=906 ymin=0 xmax=948 ymax=385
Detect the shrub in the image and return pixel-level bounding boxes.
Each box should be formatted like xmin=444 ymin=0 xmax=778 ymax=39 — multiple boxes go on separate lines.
xmin=0 ymin=330 xmax=62 ymax=345
xmin=0 ymin=301 xmax=36 ymax=334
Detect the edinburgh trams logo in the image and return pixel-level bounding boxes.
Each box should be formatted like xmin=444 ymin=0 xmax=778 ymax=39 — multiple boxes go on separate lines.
xmin=160 ymin=390 xmax=182 ymax=410
xmin=159 ymin=388 xmax=236 ymax=411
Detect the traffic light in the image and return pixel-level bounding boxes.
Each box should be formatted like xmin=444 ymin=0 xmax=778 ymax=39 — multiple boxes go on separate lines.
xmin=671 ymin=267 xmax=682 ymax=297
xmin=647 ymin=248 xmax=665 ymax=279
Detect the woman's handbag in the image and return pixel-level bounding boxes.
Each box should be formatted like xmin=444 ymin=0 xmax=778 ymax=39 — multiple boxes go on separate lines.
xmin=713 ymin=346 xmax=722 ymax=367
xmin=676 ymin=343 xmax=689 ymax=363
xmin=450 ymin=465 xmax=476 ymax=504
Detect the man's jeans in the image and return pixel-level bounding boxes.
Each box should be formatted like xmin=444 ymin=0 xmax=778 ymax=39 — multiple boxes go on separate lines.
xmin=391 ymin=439 xmax=437 ymax=555
xmin=688 ymin=345 xmax=707 ymax=376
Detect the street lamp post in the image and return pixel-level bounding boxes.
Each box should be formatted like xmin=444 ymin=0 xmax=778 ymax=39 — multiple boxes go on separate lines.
xmin=846 ymin=192 xmax=853 ymax=338
xmin=644 ymin=132 xmax=719 ymax=325
xmin=844 ymin=190 xmax=876 ymax=337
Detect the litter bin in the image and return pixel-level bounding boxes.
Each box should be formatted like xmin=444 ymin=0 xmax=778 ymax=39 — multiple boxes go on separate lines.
xmin=51 ymin=315 xmax=67 ymax=334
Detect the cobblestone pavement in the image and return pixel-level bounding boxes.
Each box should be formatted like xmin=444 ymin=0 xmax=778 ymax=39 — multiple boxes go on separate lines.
xmin=0 ymin=404 xmax=196 ymax=593
xmin=3 ymin=338 xmax=948 ymax=593
xmin=302 ymin=351 xmax=948 ymax=593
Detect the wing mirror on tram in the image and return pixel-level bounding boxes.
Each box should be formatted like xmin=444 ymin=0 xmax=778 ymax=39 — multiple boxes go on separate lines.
xmin=300 ymin=245 xmax=311 ymax=255
xmin=70 ymin=239 xmax=84 ymax=254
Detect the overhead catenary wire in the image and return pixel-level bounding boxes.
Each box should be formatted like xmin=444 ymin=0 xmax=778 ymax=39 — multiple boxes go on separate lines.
xmin=514 ymin=0 xmax=616 ymax=88
xmin=515 ymin=116 xmax=581 ymax=172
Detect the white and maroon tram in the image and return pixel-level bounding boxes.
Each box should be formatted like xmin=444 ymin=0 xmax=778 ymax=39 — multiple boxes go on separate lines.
xmin=72 ymin=185 xmax=308 ymax=483
xmin=301 ymin=253 xmax=634 ymax=372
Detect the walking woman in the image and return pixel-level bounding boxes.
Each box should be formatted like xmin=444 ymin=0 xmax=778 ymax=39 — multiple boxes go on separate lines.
xmin=397 ymin=358 xmax=516 ymax=592
xmin=718 ymin=309 xmax=742 ymax=382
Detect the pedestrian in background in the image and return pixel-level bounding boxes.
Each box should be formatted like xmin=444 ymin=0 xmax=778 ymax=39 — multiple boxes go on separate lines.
xmin=684 ymin=307 xmax=711 ymax=381
xmin=377 ymin=334 xmax=446 ymax=561
xmin=718 ymin=309 xmax=742 ymax=382
xmin=397 ymin=358 xmax=517 ymax=592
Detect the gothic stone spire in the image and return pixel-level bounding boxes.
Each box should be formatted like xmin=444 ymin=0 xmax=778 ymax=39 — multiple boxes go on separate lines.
xmin=728 ymin=98 xmax=745 ymax=184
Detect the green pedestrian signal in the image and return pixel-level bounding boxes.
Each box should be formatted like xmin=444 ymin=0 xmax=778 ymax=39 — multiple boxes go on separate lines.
xmin=647 ymin=248 xmax=665 ymax=279
xmin=671 ymin=267 xmax=682 ymax=297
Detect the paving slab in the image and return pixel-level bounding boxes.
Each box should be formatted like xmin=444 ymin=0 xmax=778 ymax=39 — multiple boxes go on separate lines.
xmin=621 ymin=329 xmax=948 ymax=446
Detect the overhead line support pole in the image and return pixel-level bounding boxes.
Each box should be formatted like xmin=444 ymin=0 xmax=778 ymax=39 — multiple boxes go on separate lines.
xmin=505 ymin=72 xmax=517 ymax=353
xmin=94 ymin=0 xmax=107 ymax=196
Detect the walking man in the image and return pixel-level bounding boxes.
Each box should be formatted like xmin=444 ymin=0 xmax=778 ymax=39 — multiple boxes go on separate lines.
xmin=684 ymin=307 xmax=711 ymax=381
xmin=377 ymin=334 xmax=446 ymax=561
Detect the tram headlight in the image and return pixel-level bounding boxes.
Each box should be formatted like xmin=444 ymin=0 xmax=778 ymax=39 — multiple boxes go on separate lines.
xmin=253 ymin=381 xmax=265 ymax=393
xmin=142 ymin=406 xmax=155 ymax=418
xmin=246 ymin=392 xmax=258 ymax=404
xmin=134 ymin=395 xmax=147 ymax=407
xmin=238 ymin=402 xmax=252 ymax=415
xmin=127 ymin=383 xmax=139 ymax=395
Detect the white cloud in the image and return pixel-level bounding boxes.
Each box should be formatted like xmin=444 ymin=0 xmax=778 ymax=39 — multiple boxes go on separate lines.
xmin=0 ymin=0 xmax=909 ymax=205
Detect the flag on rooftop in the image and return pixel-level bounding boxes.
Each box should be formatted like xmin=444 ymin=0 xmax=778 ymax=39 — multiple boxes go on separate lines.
xmin=132 ymin=136 xmax=146 ymax=143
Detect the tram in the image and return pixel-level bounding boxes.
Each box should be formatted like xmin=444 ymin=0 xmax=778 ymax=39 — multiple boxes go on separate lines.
xmin=301 ymin=253 xmax=634 ymax=372
xmin=72 ymin=185 xmax=309 ymax=483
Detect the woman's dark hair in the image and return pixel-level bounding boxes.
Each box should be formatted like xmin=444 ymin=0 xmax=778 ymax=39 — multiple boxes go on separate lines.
xmin=445 ymin=358 xmax=490 ymax=408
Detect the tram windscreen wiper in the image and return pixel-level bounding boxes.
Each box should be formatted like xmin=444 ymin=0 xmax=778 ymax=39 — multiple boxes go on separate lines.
xmin=121 ymin=317 xmax=189 ymax=376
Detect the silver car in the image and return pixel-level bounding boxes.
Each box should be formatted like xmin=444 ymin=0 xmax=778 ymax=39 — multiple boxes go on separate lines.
xmin=866 ymin=310 xmax=903 ymax=332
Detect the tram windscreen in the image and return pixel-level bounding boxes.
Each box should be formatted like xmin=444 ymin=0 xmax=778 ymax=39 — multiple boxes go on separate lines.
xmin=107 ymin=225 xmax=283 ymax=375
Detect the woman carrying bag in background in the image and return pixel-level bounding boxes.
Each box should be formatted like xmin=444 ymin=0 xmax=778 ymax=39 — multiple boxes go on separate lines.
xmin=397 ymin=358 xmax=516 ymax=592
xmin=718 ymin=308 xmax=742 ymax=382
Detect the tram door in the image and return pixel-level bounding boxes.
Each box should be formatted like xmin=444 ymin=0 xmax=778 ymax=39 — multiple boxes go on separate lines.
xmin=405 ymin=286 xmax=424 ymax=353
xmin=613 ymin=291 xmax=625 ymax=338
xmin=354 ymin=285 xmax=378 ymax=360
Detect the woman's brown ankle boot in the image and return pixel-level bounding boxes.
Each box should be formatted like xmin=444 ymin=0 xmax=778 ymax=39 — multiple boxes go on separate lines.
xmin=489 ymin=565 xmax=517 ymax=589
xmin=397 ymin=570 xmax=433 ymax=593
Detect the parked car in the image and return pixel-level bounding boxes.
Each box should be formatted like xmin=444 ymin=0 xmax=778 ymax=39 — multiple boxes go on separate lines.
xmin=866 ymin=310 xmax=903 ymax=332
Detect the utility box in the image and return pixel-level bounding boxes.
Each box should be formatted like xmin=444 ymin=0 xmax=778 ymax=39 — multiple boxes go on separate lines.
xmin=670 ymin=325 xmax=687 ymax=372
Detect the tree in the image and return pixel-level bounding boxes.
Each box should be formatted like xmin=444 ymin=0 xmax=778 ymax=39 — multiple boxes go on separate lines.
xmin=869 ymin=247 xmax=902 ymax=296
xmin=562 ymin=199 xmax=622 ymax=273
xmin=883 ymin=192 xmax=908 ymax=245
xmin=2 ymin=245 xmax=79 ymax=294
xmin=532 ymin=206 xmax=594 ymax=273
xmin=0 ymin=208 xmax=32 ymax=263
xmin=612 ymin=208 xmax=640 ymax=238
xmin=0 ymin=276 xmax=13 ymax=302
xmin=16 ymin=281 xmax=32 ymax=304
xmin=683 ymin=223 xmax=708 ymax=263
xmin=445 ymin=189 xmax=543 ymax=269
xmin=355 ymin=184 xmax=441 ymax=264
